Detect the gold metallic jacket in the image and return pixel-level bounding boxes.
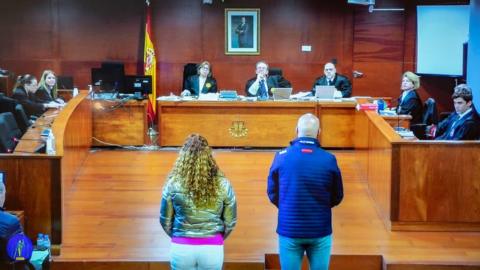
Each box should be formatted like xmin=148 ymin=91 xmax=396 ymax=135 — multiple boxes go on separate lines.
xmin=160 ymin=177 xmax=237 ymax=239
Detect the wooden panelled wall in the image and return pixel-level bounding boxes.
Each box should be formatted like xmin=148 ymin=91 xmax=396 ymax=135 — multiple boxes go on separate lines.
xmin=0 ymin=0 xmax=469 ymax=112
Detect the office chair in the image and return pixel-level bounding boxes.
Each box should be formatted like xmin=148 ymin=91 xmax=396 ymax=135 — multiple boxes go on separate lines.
xmin=268 ymin=68 xmax=291 ymax=88
xmin=0 ymin=97 xmax=31 ymax=134
xmin=410 ymin=98 xmax=439 ymax=140
xmin=182 ymin=63 xmax=198 ymax=91
xmin=269 ymin=68 xmax=283 ymax=77
xmin=422 ymin=98 xmax=438 ymax=125
xmin=0 ymin=96 xmax=16 ymax=112
xmin=0 ymin=112 xmax=22 ymax=153
xmin=14 ymin=104 xmax=31 ymax=134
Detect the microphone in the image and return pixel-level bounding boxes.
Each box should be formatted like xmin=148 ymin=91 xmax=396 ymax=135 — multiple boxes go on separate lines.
xmin=397 ymin=113 xmax=400 ymax=131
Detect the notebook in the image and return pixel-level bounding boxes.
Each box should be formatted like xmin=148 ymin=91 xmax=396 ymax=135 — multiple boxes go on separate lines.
xmin=272 ymin=88 xmax=293 ymax=100
xmin=315 ymin=85 xmax=336 ymax=99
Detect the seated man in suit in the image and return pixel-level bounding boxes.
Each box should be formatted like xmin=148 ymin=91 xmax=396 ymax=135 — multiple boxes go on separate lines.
xmin=434 ymin=84 xmax=480 ymax=140
xmin=0 ymin=179 xmax=23 ymax=260
xmin=312 ymin=62 xmax=352 ymax=98
xmin=181 ymin=61 xmax=217 ymax=96
xmin=245 ymin=61 xmax=282 ymax=99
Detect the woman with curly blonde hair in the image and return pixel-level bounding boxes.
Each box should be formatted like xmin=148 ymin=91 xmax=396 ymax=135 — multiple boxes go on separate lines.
xmin=160 ymin=134 xmax=237 ymax=270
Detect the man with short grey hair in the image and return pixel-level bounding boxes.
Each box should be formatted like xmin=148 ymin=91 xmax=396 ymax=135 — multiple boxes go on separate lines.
xmin=245 ymin=61 xmax=281 ymax=99
xmin=267 ymin=113 xmax=344 ymax=270
xmin=312 ymin=62 xmax=352 ymax=97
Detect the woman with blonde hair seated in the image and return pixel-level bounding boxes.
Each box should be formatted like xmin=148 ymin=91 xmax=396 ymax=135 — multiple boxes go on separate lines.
xmin=396 ymin=71 xmax=423 ymax=124
xmin=36 ymin=70 xmax=64 ymax=104
xmin=181 ymin=61 xmax=218 ymax=97
xmin=160 ymin=134 xmax=237 ymax=270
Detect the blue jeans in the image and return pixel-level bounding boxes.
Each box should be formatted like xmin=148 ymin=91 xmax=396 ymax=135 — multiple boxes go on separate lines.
xmin=278 ymin=234 xmax=332 ymax=270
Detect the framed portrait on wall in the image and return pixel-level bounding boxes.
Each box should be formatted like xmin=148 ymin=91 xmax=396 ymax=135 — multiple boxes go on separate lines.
xmin=225 ymin=8 xmax=260 ymax=55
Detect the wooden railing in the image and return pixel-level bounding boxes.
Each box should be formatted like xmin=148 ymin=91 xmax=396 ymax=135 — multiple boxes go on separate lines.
xmin=356 ymin=110 xmax=480 ymax=231
xmin=0 ymin=92 xmax=92 ymax=245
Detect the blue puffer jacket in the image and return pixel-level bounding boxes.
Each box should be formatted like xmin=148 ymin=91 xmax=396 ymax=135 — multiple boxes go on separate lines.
xmin=267 ymin=137 xmax=343 ymax=238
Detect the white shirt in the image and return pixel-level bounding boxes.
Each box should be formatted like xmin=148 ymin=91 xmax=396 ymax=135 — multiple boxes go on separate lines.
xmin=457 ymin=108 xmax=472 ymax=119
xmin=248 ymin=78 xmax=267 ymax=96
xmin=199 ymin=76 xmax=207 ymax=94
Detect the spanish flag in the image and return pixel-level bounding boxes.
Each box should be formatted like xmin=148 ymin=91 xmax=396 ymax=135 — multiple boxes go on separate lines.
xmin=144 ymin=0 xmax=156 ymax=125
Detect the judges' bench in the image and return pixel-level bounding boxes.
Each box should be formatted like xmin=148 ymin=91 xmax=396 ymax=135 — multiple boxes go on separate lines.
xmin=157 ymin=100 xmax=358 ymax=148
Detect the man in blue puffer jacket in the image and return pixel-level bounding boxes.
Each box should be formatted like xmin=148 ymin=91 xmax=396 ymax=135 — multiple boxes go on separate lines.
xmin=267 ymin=113 xmax=344 ymax=270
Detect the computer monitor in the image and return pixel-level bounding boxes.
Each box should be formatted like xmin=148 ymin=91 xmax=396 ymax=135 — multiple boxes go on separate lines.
xmin=91 ymin=68 xmax=105 ymax=87
xmin=123 ymin=75 xmax=152 ymax=96
xmin=91 ymin=62 xmax=125 ymax=92
xmin=56 ymin=76 xmax=74 ymax=89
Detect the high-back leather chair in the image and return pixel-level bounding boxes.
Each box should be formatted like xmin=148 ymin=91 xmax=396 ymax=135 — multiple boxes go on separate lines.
xmin=0 ymin=97 xmax=31 ymax=134
xmin=182 ymin=63 xmax=199 ymax=91
xmin=423 ymin=98 xmax=438 ymax=125
xmin=14 ymin=104 xmax=31 ymax=134
xmin=0 ymin=112 xmax=22 ymax=153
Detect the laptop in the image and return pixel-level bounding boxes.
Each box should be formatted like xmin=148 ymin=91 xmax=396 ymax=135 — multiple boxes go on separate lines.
xmin=315 ymin=85 xmax=336 ymax=99
xmin=272 ymin=88 xmax=292 ymax=100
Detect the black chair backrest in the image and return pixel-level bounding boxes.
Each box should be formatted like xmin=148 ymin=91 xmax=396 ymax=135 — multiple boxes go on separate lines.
xmin=182 ymin=63 xmax=198 ymax=90
xmin=269 ymin=68 xmax=283 ymax=77
xmin=15 ymin=104 xmax=31 ymax=134
xmin=423 ymin=98 xmax=438 ymax=125
xmin=0 ymin=97 xmax=30 ymax=134
xmin=0 ymin=112 xmax=21 ymax=153
xmin=0 ymin=96 xmax=17 ymax=113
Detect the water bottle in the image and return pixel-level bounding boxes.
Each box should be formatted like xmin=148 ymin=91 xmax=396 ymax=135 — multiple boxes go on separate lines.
xmin=377 ymin=99 xmax=385 ymax=113
xmin=72 ymin=86 xmax=79 ymax=97
xmin=88 ymin=84 xmax=94 ymax=99
xmin=46 ymin=131 xmax=56 ymax=155
xmin=44 ymin=234 xmax=51 ymax=258
xmin=37 ymin=233 xmax=45 ymax=250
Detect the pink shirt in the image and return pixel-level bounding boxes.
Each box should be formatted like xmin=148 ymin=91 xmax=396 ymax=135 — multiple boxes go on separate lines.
xmin=172 ymin=233 xmax=224 ymax=246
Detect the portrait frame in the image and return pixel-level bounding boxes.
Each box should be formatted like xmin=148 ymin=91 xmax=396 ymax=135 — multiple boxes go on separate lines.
xmin=225 ymin=8 xmax=260 ymax=55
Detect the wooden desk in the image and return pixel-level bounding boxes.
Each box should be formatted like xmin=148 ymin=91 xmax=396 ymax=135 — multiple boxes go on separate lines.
xmin=157 ymin=100 xmax=356 ymax=148
xmin=0 ymin=92 xmax=92 ymax=245
xmin=14 ymin=109 xmax=59 ymax=153
xmin=381 ymin=114 xmax=412 ymax=129
xmin=317 ymin=101 xmax=356 ymax=148
xmin=92 ymin=99 xmax=148 ymax=146
xmin=356 ymin=110 xmax=480 ymax=231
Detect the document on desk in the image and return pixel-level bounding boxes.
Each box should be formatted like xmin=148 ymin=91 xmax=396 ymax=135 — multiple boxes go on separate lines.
xmin=290 ymin=91 xmax=311 ymax=99
xmin=157 ymin=95 xmax=181 ymax=101
xmin=198 ymin=93 xmax=219 ymax=101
